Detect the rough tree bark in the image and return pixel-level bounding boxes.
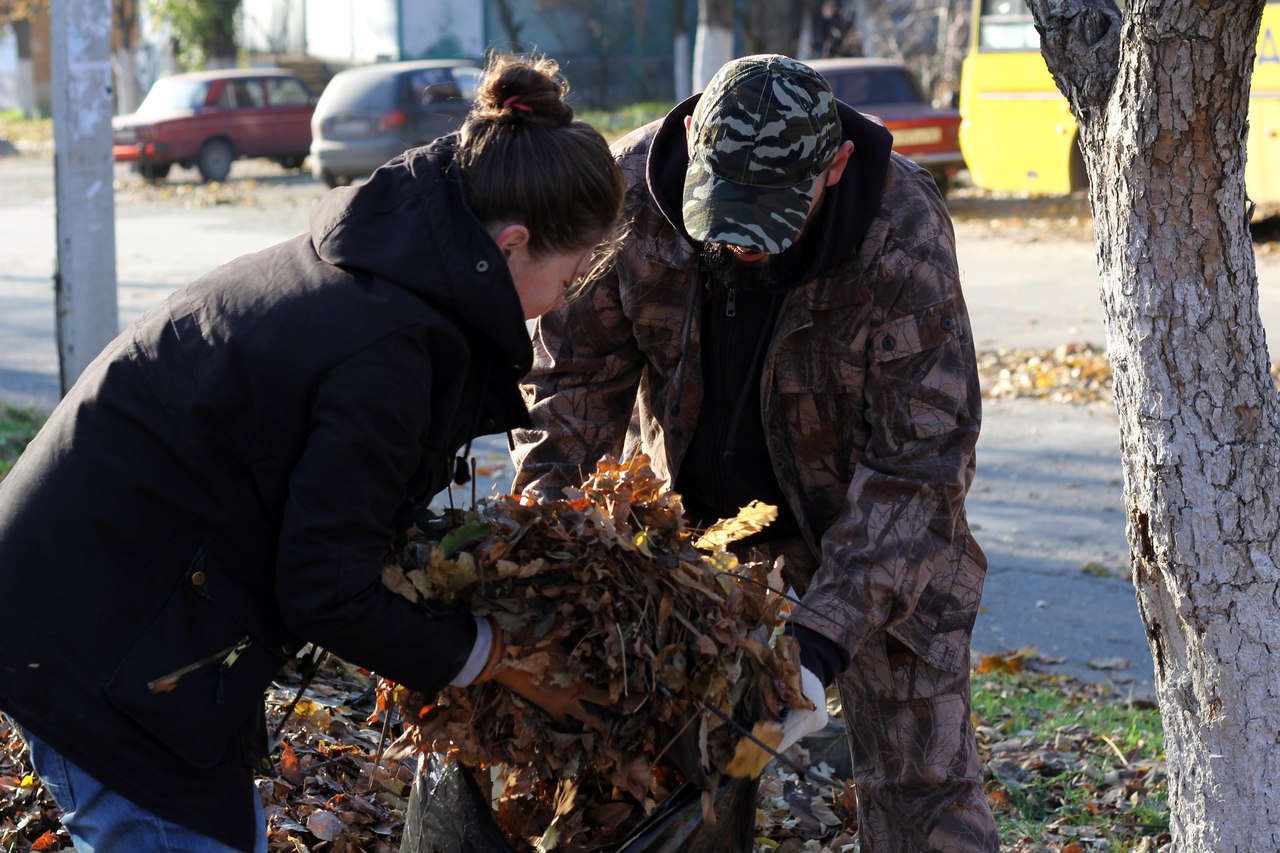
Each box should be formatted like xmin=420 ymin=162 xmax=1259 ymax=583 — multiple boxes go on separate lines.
xmin=1025 ymin=0 xmax=1280 ymax=846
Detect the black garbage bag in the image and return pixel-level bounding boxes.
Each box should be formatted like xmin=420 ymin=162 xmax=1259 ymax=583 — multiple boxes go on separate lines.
xmin=402 ymin=756 xmax=515 ymax=853
xmin=404 ymin=758 xmax=759 ymax=853
xmin=607 ymin=776 xmax=760 ymax=853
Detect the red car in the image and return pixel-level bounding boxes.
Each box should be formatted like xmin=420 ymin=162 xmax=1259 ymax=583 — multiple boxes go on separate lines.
xmin=807 ymin=57 xmax=965 ymax=194
xmin=112 ymin=69 xmax=317 ymax=183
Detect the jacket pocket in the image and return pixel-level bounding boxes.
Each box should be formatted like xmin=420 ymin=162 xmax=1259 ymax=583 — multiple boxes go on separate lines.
xmin=105 ymin=546 xmax=299 ymax=769
xmin=888 ymin=532 xmax=986 ymax=673
xmin=869 ymin=300 xmax=974 ymax=443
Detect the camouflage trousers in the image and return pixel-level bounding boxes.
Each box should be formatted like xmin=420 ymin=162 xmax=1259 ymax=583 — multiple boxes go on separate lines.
xmin=835 ymin=633 xmax=999 ymax=852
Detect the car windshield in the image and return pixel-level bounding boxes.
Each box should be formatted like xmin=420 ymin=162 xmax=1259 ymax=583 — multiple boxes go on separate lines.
xmin=137 ymin=78 xmax=208 ymax=114
xmin=319 ymin=71 xmax=401 ymax=112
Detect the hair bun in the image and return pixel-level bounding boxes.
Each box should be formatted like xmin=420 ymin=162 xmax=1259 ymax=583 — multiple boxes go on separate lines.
xmin=474 ymin=53 xmax=574 ymax=127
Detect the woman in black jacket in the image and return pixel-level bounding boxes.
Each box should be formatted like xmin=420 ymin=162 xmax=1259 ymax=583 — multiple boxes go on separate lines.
xmin=0 ymin=53 xmax=624 ymax=853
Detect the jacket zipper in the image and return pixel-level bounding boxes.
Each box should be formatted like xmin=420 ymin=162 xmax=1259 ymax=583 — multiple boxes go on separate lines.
xmin=708 ymin=282 xmax=739 ymax=508
xmin=147 ymin=635 xmax=252 ymax=694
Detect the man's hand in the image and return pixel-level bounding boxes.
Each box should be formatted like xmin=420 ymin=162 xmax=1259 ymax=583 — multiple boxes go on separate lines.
xmin=723 ymin=666 xmax=828 ymax=778
xmin=776 ymin=666 xmax=828 ymax=753
xmin=478 ymin=623 xmax=611 ymax=731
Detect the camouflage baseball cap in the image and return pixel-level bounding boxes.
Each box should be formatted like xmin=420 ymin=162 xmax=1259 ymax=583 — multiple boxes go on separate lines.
xmin=683 ymin=54 xmax=842 ymax=254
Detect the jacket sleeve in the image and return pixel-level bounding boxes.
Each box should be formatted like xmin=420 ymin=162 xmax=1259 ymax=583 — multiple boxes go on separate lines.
xmin=510 ymin=245 xmax=648 ymax=500
xmin=793 ymin=171 xmax=986 ymax=674
xmin=273 ymin=331 xmax=477 ymax=695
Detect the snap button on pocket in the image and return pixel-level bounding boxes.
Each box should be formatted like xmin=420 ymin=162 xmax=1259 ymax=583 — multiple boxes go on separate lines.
xmin=881 ymin=334 xmax=896 ymax=351
xmin=940 ymin=316 xmax=956 ymax=331
xmin=190 ymin=570 xmax=207 ymax=586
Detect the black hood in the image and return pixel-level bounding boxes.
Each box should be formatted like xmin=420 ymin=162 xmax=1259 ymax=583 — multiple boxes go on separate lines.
xmin=309 ymin=137 xmax=532 ymax=372
xmin=645 ymin=93 xmax=894 ymax=281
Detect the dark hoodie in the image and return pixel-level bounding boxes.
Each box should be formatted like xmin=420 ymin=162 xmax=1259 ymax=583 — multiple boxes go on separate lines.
xmin=0 ymin=138 xmax=530 ymax=849
xmin=644 ymin=96 xmax=893 ymax=543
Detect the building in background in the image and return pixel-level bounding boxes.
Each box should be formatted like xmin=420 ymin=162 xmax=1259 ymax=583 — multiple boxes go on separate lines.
xmin=240 ymin=0 xmax=685 ymax=109
xmin=240 ymin=0 xmax=486 ymax=66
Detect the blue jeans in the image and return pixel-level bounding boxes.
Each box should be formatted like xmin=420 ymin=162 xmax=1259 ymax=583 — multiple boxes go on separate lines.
xmin=23 ymin=731 xmax=268 ymax=853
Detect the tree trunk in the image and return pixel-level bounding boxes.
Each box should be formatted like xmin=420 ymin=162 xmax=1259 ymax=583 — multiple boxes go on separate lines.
xmin=113 ymin=49 xmax=139 ymax=114
xmin=1028 ymin=0 xmax=1280 ymax=846
xmin=112 ymin=0 xmax=140 ymax=113
xmin=692 ymin=0 xmax=734 ymax=92
xmin=490 ymin=0 xmax=524 ymax=51
xmin=673 ymin=30 xmax=692 ymax=103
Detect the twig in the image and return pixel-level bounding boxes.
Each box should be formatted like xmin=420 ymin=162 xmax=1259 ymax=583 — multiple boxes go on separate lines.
xmin=697 ymin=698 xmax=843 ymax=790
xmin=715 ymin=569 xmax=852 ymax=635
xmin=1099 ymin=733 xmax=1130 ymax=767
xmin=649 ymin=707 xmax=705 ymax=769
xmin=368 ymin=707 xmax=394 ymax=794
xmin=616 ymin=622 xmax=629 ymax=698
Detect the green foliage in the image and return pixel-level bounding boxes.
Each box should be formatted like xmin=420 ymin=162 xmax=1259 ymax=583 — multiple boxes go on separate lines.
xmin=579 ymin=101 xmax=673 ymax=144
xmin=0 ymin=404 xmax=44 ymax=480
xmin=0 ymin=113 xmax=51 ymax=144
xmin=147 ymin=0 xmax=239 ymax=70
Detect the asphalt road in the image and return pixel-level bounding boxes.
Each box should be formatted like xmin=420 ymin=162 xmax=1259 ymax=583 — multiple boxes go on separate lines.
xmin=6 ymin=152 xmax=1280 ymax=698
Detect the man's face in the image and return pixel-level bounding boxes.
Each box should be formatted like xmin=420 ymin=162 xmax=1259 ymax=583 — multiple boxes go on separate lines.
xmin=700 ymin=228 xmax=813 ymax=292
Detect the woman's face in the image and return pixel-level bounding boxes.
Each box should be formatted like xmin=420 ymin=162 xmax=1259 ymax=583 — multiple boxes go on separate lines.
xmin=493 ymin=225 xmax=596 ymax=320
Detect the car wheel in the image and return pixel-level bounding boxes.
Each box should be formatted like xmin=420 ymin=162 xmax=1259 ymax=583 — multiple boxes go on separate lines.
xmin=197 ymin=139 xmax=235 ymax=183
xmin=138 ymin=163 xmax=171 ymax=181
xmin=277 ymin=155 xmax=306 ymax=171
xmin=321 ymin=170 xmax=351 ymax=189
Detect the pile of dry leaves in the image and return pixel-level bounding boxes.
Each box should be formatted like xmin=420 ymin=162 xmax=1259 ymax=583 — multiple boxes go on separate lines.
xmin=375 ymin=454 xmax=808 ymax=850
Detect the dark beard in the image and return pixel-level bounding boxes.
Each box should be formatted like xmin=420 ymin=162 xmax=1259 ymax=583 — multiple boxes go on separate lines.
xmin=699 ymin=237 xmax=813 ymax=294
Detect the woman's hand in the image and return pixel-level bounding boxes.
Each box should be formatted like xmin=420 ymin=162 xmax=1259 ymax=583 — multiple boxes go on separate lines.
xmin=478 ymin=622 xmax=612 ymax=731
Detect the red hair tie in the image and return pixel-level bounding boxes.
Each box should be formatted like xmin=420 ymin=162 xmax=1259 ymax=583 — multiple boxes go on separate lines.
xmin=503 ymin=95 xmax=533 ymax=112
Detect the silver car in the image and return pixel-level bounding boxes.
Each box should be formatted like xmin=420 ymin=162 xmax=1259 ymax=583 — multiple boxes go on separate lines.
xmin=309 ymin=59 xmax=482 ymax=188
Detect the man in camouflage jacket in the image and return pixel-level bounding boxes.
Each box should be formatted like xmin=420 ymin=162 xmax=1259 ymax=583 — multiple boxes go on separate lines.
xmin=511 ymin=55 xmax=998 ymax=851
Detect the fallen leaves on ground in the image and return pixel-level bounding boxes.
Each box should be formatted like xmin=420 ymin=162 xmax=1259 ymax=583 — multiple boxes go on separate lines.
xmin=1 ymin=651 xmax=1174 ymax=852
xmin=947 ymin=187 xmax=1096 ymax=243
xmin=979 ymin=343 xmax=1114 ymax=404
xmin=112 ymin=172 xmax=314 ymax=209
xmin=974 ymin=650 xmax=1169 ymax=853
xmin=0 ymin=461 xmax=1173 ymax=853
xmin=979 ymin=344 xmax=1280 ymax=405
xmin=0 ymin=727 xmax=69 ymax=853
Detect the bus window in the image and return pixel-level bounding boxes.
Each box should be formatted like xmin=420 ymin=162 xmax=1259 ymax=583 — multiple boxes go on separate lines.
xmin=978 ymin=0 xmax=1039 ymax=52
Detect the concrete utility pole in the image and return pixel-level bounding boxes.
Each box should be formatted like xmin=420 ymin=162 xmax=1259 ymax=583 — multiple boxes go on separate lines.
xmin=50 ymin=0 xmax=119 ymax=395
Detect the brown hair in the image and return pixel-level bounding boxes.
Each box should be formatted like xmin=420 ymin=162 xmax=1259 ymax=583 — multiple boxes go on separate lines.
xmin=456 ymin=53 xmax=624 ymax=259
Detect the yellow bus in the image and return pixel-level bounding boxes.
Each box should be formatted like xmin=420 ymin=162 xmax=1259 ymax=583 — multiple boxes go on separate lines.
xmin=959 ymin=0 xmax=1280 ymax=201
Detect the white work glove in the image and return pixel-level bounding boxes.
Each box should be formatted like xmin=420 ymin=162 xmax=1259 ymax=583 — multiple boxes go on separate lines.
xmin=776 ymin=666 xmax=829 ymax=754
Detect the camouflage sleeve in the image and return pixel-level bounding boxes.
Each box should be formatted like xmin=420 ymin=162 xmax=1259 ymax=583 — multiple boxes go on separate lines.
xmin=511 ymin=126 xmax=662 ymax=500
xmin=794 ymin=166 xmax=985 ymax=672
xmin=509 ymin=249 xmax=646 ymax=500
